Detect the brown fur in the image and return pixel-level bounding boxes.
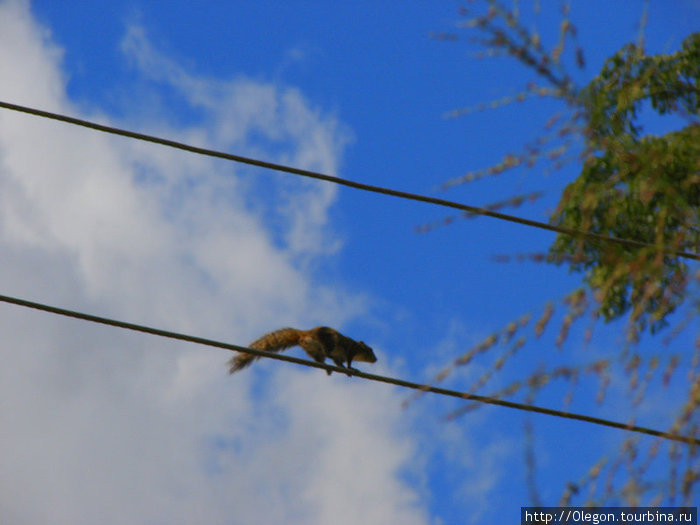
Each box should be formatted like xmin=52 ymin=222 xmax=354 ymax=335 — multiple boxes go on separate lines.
xmin=228 ymin=326 xmax=377 ymax=375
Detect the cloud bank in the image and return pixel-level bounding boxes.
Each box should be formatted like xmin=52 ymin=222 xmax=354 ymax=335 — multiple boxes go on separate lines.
xmin=0 ymin=1 xmax=427 ymax=523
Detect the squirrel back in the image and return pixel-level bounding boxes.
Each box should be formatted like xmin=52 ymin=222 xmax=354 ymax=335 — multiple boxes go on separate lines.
xmin=227 ymin=326 xmax=376 ymax=375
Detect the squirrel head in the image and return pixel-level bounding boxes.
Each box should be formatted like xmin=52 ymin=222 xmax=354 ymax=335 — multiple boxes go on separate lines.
xmin=354 ymin=341 xmax=377 ymax=363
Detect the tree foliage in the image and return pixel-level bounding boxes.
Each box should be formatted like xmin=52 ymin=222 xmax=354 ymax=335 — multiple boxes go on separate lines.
xmin=421 ymin=0 xmax=699 ymax=510
xmin=550 ymin=33 xmax=699 ymax=337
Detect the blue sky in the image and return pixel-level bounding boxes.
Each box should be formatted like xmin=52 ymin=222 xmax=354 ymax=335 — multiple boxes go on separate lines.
xmin=0 ymin=0 xmax=697 ymax=523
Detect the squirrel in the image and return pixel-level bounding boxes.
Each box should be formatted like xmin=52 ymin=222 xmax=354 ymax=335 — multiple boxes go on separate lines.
xmin=227 ymin=326 xmax=377 ymax=376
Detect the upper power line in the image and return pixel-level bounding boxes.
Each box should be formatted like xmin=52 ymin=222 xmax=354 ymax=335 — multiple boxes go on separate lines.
xmin=1 ymin=100 xmax=698 ymax=262
xmin=0 ymin=292 xmax=696 ymax=446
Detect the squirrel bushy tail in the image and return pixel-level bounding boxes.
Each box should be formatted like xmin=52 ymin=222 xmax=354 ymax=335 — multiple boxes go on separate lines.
xmin=228 ymin=327 xmax=302 ymax=373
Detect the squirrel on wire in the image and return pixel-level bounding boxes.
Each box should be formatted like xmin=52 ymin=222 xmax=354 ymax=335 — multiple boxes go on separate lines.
xmin=228 ymin=326 xmax=377 ymax=376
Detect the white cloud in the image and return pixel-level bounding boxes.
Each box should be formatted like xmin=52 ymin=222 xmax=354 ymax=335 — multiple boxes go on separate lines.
xmin=270 ymin=372 xmax=427 ymax=525
xmin=120 ymin=22 xmax=350 ymax=260
xmin=0 ymin=1 xmax=427 ymax=524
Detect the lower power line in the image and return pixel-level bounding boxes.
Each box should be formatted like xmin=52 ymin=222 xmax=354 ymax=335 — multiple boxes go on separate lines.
xmin=0 ymin=292 xmax=696 ymax=445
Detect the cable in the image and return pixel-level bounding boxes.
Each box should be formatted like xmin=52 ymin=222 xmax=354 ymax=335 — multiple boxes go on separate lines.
xmin=1 ymin=100 xmax=698 ymax=262
xmin=0 ymin=292 xmax=696 ymax=446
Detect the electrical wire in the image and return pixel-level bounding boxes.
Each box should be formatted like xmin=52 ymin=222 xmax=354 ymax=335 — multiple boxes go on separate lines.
xmin=1 ymin=100 xmax=698 ymax=262
xmin=0 ymin=292 xmax=696 ymax=446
